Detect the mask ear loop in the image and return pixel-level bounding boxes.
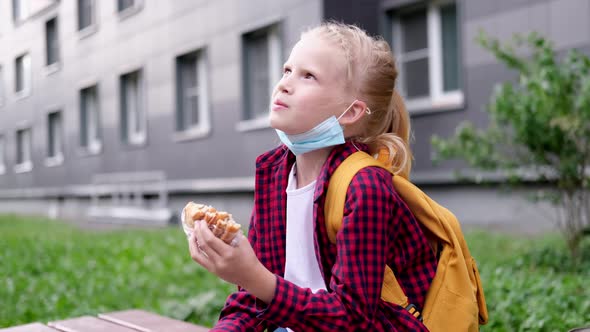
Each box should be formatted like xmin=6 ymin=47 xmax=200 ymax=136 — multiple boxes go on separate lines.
xmin=338 ymin=101 xmax=372 ymax=120
xmin=351 ymin=141 xmax=361 ymax=152
xmin=349 ymin=106 xmax=372 ymax=152
xmin=337 ymin=100 xmax=357 ymax=121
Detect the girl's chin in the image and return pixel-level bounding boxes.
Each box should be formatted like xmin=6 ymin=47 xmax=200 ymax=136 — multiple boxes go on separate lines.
xmin=269 ymin=116 xmax=285 ymax=131
xmin=269 ymin=116 xmax=307 ymax=134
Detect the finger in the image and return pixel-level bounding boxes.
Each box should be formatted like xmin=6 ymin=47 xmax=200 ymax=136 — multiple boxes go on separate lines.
xmin=200 ymin=221 xmax=234 ymax=254
xmin=188 ymin=233 xmax=214 ymax=270
xmin=192 ymin=219 xmax=206 ymax=251
xmin=195 ymin=221 xmax=223 ymax=261
xmin=229 ymin=230 xmax=249 ymax=249
xmin=230 ymin=232 xmax=243 ymax=248
xmin=187 ymin=231 xmax=200 ymax=256
xmin=191 ymin=226 xmax=213 ymax=260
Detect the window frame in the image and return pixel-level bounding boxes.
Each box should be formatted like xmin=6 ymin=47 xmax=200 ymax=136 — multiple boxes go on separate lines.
xmin=45 ymin=109 xmax=65 ymax=167
xmin=173 ymin=49 xmax=211 ymax=142
xmin=77 ymin=0 xmax=98 ymax=37
xmin=0 ymin=65 xmax=5 ymax=107
xmin=45 ymin=16 xmax=61 ymax=72
xmin=14 ymin=53 xmax=31 ymax=99
xmin=391 ymin=0 xmax=463 ymax=114
xmin=0 ymin=134 xmax=6 ymax=174
xmin=116 ymin=0 xmax=143 ymax=20
xmin=237 ymin=23 xmax=282 ymax=132
xmin=14 ymin=126 xmax=33 ymax=173
xmin=12 ymin=0 xmax=29 ymax=24
xmin=79 ymin=84 xmax=102 ymax=155
xmin=119 ymin=69 xmax=147 ymax=146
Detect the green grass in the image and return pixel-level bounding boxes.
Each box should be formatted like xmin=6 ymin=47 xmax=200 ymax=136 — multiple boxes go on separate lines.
xmin=1 ymin=215 xmax=589 ymax=331
xmin=0 ymin=214 xmax=234 ymax=328
xmin=466 ymin=230 xmax=590 ymax=332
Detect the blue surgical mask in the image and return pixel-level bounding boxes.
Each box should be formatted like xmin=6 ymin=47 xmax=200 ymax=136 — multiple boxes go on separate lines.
xmin=276 ymin=100 xmax=366 ymax=156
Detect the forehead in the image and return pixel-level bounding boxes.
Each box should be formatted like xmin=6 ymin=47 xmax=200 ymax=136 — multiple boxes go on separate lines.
xmin=287 ymin=34 xmax=348 ymax=81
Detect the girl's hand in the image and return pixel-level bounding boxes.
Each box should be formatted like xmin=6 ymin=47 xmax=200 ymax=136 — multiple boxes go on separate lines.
xmin=188 ymin=221 xmax=276 ymax=301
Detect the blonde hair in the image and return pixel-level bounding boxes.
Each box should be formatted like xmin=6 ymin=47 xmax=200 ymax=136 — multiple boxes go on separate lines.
xmin=302 ymin=22 xmax=412 ymax=179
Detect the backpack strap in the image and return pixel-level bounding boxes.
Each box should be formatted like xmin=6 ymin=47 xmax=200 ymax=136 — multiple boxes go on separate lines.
xmin=325 ymin=151 xmax=415 ymax=313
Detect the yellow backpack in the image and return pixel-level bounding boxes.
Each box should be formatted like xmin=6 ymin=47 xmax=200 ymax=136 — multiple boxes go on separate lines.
xmin=325 ymin=151 xmax=488 ymax=331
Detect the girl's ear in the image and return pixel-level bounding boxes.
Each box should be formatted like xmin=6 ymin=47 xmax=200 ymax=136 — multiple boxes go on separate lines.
xmin=340 ymin=100 xmax=368 ymax=126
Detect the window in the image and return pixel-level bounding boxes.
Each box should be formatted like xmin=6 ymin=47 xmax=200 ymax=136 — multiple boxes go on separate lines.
xmin=15 ymin=53 xmax=31 ymax=96
xmin=45 ymin=17 xmax=60 ymax=66
xmin=47 ymin=111 xmax=64 ymax=164
xmin=117 ymin=0 xmax=135 ymax=12
xmin=175 ymin=50 xmax=210 ymax=137
xmin=12 ymin=0 xmax=29 ymax=23
xmin=120 ymin=70 xmax=146 ymax=145
xmin=0 ymin=135 xmax=5 ymax=174
xmin=78 ymin=0 xmax=95 ymax=31
xmin=0 ymin=66 xmax=5 ymax=106
xmin=15 ymin=127 xmax=32 ymax=172
xmin=117 ymin=0 xmax=142 ymax=19
xmin=241 ymin=24 xmax=282 ymax=125
xmin=391 ymin=1 xmax=462 ymax=112
xmin=80 ymin=85 xmax=101 ymax=153
xmin=117 ymin=0 xmax=143 ymax=17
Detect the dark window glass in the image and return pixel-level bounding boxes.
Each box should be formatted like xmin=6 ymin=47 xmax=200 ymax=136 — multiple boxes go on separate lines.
xmin=243 ymin=29 xmax=270 ymax=120
xmin=400 ymin=8 xmax=428 ymax=53
xmin=441 ymin=3 xmax=460 ymax=92
xmin=78 ymin=0 xmax=94 ymax=30
xmin=176 ymin=52 xmax=200 ymax=131
xmin=46 ymin=18 xmax=60 ymax=65
xmin=403 ymin=58 xmax=430 ymax=98
xmin=47 ymin=112 xmax=63 ymax=158
xmin=118 ymin=0 xmax=135 ymax=12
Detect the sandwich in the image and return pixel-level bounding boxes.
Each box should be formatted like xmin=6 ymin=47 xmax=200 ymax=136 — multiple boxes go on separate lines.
xmin=182 ymin=202 xmax=241 ymax=244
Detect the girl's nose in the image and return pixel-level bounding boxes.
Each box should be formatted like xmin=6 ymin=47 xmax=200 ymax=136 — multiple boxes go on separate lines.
xmin=276 ymin=76 xmax=292 ymax=94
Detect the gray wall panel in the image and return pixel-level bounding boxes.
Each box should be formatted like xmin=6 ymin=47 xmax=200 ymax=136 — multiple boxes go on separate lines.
xmin=464 ymin=0 xmax=589 ymax=68
xmin=463 ymin=0 xmax=546 ymax=21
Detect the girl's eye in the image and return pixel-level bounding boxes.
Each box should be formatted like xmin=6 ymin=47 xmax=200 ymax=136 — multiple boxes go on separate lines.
xmin=304 ymin=72 xmax=316 ymax=80
xmin=283 ymin=68 xmax=292 ymax=75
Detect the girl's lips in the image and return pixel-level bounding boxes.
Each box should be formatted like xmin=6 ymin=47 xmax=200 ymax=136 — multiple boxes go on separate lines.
xmin=272 ymin=100 xmax=288 ymax=111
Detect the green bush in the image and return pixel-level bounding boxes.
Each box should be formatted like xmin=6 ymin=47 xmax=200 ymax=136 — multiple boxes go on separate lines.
xmin=432 ymin=32 xmax=590 ymax=259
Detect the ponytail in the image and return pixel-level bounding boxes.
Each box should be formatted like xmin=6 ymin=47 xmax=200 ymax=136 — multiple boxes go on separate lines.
xmin=359 ymin=90 xmax=413 ymax=179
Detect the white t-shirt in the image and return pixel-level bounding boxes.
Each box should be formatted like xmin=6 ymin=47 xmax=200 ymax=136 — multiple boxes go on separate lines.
xmin=284 ymin=165 xmax=327 ymax=294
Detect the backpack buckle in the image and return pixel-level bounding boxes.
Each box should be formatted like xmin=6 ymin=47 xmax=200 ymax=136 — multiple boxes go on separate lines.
xmin=405 ymin=303 xmax=423 ymax=322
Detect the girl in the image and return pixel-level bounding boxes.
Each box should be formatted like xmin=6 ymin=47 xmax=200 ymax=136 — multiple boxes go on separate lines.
xmin=188 ymin=22 xmax=437 ymax=331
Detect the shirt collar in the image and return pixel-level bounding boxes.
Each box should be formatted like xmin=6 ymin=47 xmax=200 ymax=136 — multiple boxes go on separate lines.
xmin=313 ymin=142 xmax=368 ymax=202
xmin=255 ymin=142 xmax=369 ymax=201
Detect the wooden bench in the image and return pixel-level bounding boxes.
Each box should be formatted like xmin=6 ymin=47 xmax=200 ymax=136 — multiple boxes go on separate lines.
xmin=0 ymin=309 xmax=210 ymax=332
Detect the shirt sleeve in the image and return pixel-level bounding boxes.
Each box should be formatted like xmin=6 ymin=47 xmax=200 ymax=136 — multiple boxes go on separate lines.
xmin=256 ymin=167 xmax=395 ymax=331
xmin=211 ymin=289 xmax=267 ymax=331
xmin=211 ymin=211 xmax=268 ymax=332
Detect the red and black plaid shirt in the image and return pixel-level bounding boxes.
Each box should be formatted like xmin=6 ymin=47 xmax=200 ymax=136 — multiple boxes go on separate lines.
xmin=212 ymin=142 xmax=437 ymax=331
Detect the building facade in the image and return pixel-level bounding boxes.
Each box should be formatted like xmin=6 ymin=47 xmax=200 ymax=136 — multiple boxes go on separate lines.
xmin=0 ymin=0 xmax=587 ymax=231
